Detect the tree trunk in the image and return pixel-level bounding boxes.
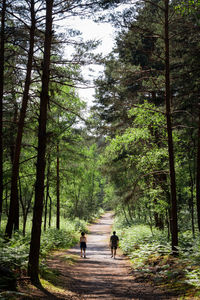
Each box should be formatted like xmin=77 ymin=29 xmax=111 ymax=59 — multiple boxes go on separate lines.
xmin=127 ymin=203 xmax=134 ymax=222
xmin=164 ymin=0 xmax=178 ymax=253
xmin=0 ymin=0 xmax=6 ymax=227
xmin=44 ymin=155 xmax=50 ymax=231
xmin=166 ymin=209 xmax=170 ymax=241
xmin=5 ymin=0 xmax=36 ymax=238
xmin=44 ymin=188 xmax=48 ymax=232
xmin=10 ymin=98 xmax=19 ymax=232
xmin=5 ymin=184 xmax=8 ymax=216
xmin=28 ymin=0 xmax=53 ymax=285
xmin=56 ymin=144 xmax=60 ymax=230
xmin=196 ymin=107 xmax=200 ymax=231
xmin=122 ymin=204 xmax=130 ymax=225
xmin=19 ymin=181 xmax=28 ymax=237
xmin=188 ymin=161 xmax=195 ymax=237
xmin=18 ymin=177 xmax=33 ymax=236
xmin=49 ymin=193 xmax=52 ymax=228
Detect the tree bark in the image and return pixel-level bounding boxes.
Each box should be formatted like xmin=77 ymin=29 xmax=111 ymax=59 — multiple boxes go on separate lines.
xmin=49 ymin=193 xmax=52 ymax=228
xmin=44 ymin=155 xmax=50 ymax=231
xmin=164 ymin=0 xmax=178 ymax=253
xmin=0 ymin=0 xmax=6 ymax=227
xmin=5 ymin=0 xmax=36 ymax=238
xmin=188 ymin=160 xmax=195 ymax=237
xmin=44 ymin=187 xmax=48 ymax=232
xmin=28 ymin=0 xmax=53 ymax=284
xmin=196 ymin=107 xmax=200 ymax=231
xmin=56 ymin=144 xmax=60 ymax=230
xmin=19 ymin=176 xmax=33 ymax=236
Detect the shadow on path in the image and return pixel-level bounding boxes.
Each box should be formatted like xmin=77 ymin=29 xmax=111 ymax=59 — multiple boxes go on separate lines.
xmin=46 ymin=212 xmax=178 ymax=300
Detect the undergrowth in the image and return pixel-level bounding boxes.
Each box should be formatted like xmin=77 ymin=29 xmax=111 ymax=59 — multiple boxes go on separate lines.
xmin=114 ymin=216 xmax=200 ymax=298
xmin=0 ymin=207 xmax=105 ymax=282
xmin=0 ymin=217 xmax=89 ymax=289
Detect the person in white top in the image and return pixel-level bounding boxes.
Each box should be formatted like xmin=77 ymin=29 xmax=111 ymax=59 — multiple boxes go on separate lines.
xmin=80 ymin=232 xmax=87 ymax=258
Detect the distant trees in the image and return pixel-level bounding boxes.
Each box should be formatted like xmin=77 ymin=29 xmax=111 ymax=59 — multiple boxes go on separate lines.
xmin=5 ymin=0 xmax=36 ymax=238
xmin=0 ymin=0 xmax=108 ymax=284
xmin=93 ymin=0 xmax=200 ymax=251
xmin=1 ymin=0 xmax=199 ymax=284
xmin=1 ymin=0 xmax=112 ymax=234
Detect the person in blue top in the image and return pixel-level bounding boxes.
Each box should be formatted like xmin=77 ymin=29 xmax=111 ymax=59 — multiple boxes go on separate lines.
xmin=110 ymin=231 xmax=119 ymax=259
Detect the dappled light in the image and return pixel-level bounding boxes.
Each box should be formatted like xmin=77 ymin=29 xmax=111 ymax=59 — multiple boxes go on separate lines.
xmin=0 ymin=0 xmax=200 ymax=299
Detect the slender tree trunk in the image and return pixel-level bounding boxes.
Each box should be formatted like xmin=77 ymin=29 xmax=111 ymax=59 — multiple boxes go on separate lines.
xmin=18 ymin=176 xmax=33 ymax=236
xmin=10 ymin=100 xmax=18 ymax=165
xmin=196 ymin=108 xmax=200 ymax=231
xmin=5 ymin=184 xmax=8 ymax=215
xmin=44 ymin=189 xmax=48 ymax=231
xmin=166 ymin=209 xmax=170 ymax=240
xmin=188 ymin=161 xmax=195 ymax=237
xmin=49 ymin=193 xmax=52 ymax=228
xmin=10 ymin=99 xmax=19 ymax=231
xmin=5 ymin=0 xmax=36 ymax=238
xmin=56 ymin=144 xmax=60 ymax=230
xmin=190 ymin=187 xmax=195 ymax=238
xmin=18 ymin=176 xmax=24 ymax=235
xmin=89 ymin=171 xmax=95 ymax=212
xmin=44 ymin=155 xmax=50 ymax=231
xmin=28 ymin=0 xmax=53 ymax=284
xmin=127 ymin=203 xmax=134 ymax=222
xmin=164 ymin=0 xmax=178 ymax=253
xmin=122 ymin=204 xmax=130 ymax=225
xmin=19 ymin=177 xmax=27 ymax=236
xmin=149 ymin=204 xmax=154 ymax=236
xmin=0 ymin=0 xmax=6 ymax=227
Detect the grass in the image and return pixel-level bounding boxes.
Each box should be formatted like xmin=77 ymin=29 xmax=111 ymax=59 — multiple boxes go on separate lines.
xmin=59 ymin=254 xmax=77 ymax=265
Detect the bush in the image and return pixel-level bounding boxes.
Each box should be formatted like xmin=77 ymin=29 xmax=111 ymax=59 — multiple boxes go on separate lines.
xmin=73 ymin=218 xmax=89 ymax=233
xmin=0 ymin=233 xmax=30 ymax=272
xmin=0 ymin=219 xmax=81 ymax=280
xmin=114 ymin=215 xmax=200 ymax=293
xmin=40 ymin=227 xmax=79 ymax=257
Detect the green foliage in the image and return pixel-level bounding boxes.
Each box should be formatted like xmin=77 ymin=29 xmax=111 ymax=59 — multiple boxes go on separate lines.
xmin=73 ymin=218 xmax=89 ymax=233
xmin=175 ymin=0 xmax=200 ymax=14
xmin=40 ymin=227 xmax=79 ymax=258
xmin=62 ymin=142 xmax=106 ymax=220
xmin=99 ymin=101 xmax=170 ymax=227
xmin=115 ymin=222 xmax=171 ymax=265
xmin=0 ymin=219 xmax=81 ymax=276
xmin=0 ymin=233 xmax=30 ymax=271
xmin=114 ymin=216 xmax=200 ymax=295
xmin=93 ymin=0 xmax=200 ymax=244
xmin=185 ymin=269 xmax=200 ymax=288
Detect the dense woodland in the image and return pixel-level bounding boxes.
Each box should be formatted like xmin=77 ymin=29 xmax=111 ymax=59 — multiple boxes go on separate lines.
xmin=0 ymin=0 xmax=200 ymax=296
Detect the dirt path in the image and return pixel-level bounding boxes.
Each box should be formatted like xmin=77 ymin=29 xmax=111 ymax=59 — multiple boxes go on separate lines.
xmin=18 ymin=212 xmax=179 ymax=299
xmin=45 ymin=212 xmax=178 ymax=300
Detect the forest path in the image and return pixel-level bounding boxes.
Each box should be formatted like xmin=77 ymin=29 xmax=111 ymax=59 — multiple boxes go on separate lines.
xmin=44 ymin=212 xmax=178 ymax=300
xmin=18 ymin=212 xmax=178 ymax=299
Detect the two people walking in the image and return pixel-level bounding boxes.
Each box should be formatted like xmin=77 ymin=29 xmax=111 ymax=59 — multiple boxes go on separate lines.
xmin=80 ymin=230 xmax=119 ymax=259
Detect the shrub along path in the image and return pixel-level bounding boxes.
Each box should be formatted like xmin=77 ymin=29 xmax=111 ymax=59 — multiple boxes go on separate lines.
xmin=18 ymin=212 xmax=179 ymax=299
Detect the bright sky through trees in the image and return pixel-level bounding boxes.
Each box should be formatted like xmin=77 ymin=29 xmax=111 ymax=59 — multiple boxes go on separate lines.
xmin=77 ymin=19 xmax=115 ymax=108
xmin=62 ymin=17 xmax=116 ymax=108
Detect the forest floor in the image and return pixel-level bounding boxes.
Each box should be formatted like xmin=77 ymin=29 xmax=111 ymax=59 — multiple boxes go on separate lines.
xmin=16 ymin=212 xmax=192 ymax=299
